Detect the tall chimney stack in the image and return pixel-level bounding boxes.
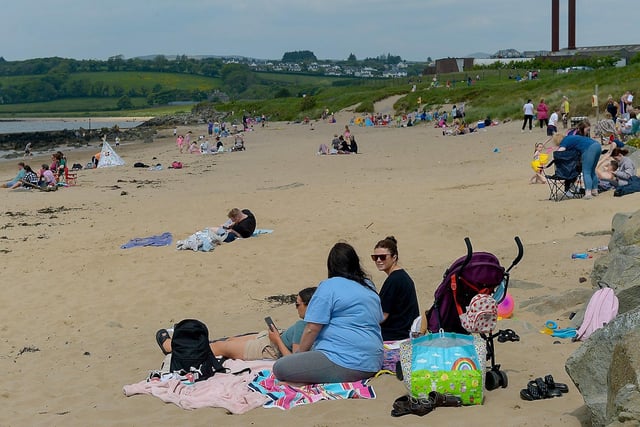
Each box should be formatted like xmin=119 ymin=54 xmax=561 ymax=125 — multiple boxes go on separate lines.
xmin=552 ymin=0 xmax=560 ymax=52
xmin=568 ymin=0 xmax=576 ymax=49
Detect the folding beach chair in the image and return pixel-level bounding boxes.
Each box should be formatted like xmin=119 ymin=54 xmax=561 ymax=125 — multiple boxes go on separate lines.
xmin=544 ymin=149 xmax=584 ymax=201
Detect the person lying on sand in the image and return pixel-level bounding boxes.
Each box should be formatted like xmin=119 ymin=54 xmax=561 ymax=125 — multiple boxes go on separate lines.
xmin=156 ymin=287 xmax=316 ymax=360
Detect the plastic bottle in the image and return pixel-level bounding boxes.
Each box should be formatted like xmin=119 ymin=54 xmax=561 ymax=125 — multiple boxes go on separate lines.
xmin=571 ymin=252 xmax=591 ymax=259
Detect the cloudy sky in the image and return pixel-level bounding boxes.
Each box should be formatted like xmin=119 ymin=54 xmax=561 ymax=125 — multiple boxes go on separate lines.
xmin=2 ymin=0 xmax=638 ymax=62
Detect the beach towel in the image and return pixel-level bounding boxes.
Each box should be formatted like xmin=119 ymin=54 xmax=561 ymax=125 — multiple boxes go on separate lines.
xmin=248 ymin=370 xmax=376 ymax=410
xmin=176 ymin=228 xmax=226 ymax=252
xmin=252 ymin=229 xmax=274 ymax=236
xmin=123 ymin=359 xmax=274 ymax=414
xmin=120 ymin=232 xmax=173 ymax=249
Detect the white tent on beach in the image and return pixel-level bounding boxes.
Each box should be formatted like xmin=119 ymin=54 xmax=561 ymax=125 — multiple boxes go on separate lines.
xmin=97 ymin=141 xmax=125 ymax=168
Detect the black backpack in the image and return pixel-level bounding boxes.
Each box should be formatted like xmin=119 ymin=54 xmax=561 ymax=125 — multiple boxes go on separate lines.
xmin=169 ymin=319 xmax=226 ymax=381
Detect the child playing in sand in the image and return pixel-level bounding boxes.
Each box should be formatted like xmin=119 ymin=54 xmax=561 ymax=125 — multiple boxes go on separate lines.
xmin=530 ymin=142 xmax=549 ymax=184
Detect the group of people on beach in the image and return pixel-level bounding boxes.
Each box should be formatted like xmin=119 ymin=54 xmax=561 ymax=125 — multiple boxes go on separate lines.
xmin=156 ymin=236 xmax=419 ymax=384
xmin=2 ymin=151 xmax=68 ymax=190
xmin=530 ymin=116 xmax=638 ymax=199
xmin=318 ymin=125 xmax=358 ymax=155
xmin=177 ymin=130 xmax=246 ymax=155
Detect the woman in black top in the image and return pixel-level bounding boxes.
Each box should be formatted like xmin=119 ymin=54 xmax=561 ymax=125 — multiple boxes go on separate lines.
xmin=371 ymin=236 xmax=420 ymax=340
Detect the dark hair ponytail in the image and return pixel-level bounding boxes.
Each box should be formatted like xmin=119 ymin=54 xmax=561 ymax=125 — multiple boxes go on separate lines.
xmin=327 ymin=242 xmax=372 ymax=290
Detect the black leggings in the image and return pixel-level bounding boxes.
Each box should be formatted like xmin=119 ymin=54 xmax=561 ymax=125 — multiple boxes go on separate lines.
xmin=522 ymin=115 xmax=533 ymax=130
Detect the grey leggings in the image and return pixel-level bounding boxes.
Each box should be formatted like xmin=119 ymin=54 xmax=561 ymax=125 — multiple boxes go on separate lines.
xmin=273 ymin=351 xmax=376 ymax=383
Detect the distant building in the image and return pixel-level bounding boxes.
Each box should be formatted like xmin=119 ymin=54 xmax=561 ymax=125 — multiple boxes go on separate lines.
xmin=433 ymin=58 xmax=474 ymax=74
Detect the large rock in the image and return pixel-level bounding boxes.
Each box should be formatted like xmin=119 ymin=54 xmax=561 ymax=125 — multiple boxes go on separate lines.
xmin=592 ymin=211 xmax=640 ymax=316
xmin=566 ymin=308 xmax=640 ymax=426
xmin=566 ymin=209 xmax=640 ymax=426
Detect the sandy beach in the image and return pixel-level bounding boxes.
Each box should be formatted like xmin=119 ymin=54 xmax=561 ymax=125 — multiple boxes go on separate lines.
xmin=1 ymin=107 xmax=636 ymax=426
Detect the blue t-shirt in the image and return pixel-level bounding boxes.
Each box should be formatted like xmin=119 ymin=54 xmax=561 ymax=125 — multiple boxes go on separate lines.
xmin=304 ymin=277 xmax=384 ymax=373
xmin=560 ymin=135 xmax=598 ymax=153
xmin=280 ymin=320 xmax=305 ymax=351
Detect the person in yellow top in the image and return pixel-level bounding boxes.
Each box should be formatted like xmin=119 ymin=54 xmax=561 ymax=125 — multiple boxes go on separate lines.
xmin=561 ymin=96 xmax=570 ymax=129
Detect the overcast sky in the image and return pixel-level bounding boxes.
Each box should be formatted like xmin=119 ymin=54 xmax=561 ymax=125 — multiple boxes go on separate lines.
xmin=2 ymin=0 xmax=638 ymax=62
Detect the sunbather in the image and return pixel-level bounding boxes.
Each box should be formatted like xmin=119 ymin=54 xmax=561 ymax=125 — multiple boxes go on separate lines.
xmin=156 ymin=287 xmax=316 ymax=360
xmin=2 ymin=162 xmax=26 ymax=188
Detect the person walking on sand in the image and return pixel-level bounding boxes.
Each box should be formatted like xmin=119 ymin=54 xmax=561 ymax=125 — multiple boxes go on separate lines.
xmin=24 ymin=142 xmax=32 ymax=158
xmin=522 ymin=99 xmax=535 ymax=132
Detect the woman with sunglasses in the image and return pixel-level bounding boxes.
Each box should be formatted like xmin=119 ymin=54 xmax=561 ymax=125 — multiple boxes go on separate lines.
xmin=155 ymin=287 xmax=316 ymax=360
xmin=273 ymin=242 xmax=383 ymax=384
xmin=372 ymin=236 xmax=420 ymax=340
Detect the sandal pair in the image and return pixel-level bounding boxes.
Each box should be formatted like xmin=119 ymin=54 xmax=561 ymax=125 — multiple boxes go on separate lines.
xmin=497 ymin=329 xmax=520 ymax=343
xmin=520 ymin=375 xmax=569 ymax=400
xmin=391 ymin=392 xmax=462 ymax=417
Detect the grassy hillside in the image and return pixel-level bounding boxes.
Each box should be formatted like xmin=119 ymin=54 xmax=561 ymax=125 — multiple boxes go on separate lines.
xmin=0 ymin=65 xmax=638 ymax=122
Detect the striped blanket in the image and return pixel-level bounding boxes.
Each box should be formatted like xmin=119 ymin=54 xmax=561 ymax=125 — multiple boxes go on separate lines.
xmin=248 ymin=370 xmax=376 ymax=410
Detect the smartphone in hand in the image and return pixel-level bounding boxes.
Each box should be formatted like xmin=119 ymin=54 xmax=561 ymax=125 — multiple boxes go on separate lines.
xmin=264 ymin=316 xmax=277 ymax=331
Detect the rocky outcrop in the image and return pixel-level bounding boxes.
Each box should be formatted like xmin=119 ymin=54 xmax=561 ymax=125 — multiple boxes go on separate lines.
xmin=140 ymin=105 xmax=231 ymax=128
xmin=566 ymin=210 xmax=640 ymax=426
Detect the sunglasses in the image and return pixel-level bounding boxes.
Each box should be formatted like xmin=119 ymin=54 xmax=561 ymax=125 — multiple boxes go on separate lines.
xmin=371 ymin=254 xmax=390 ymax=261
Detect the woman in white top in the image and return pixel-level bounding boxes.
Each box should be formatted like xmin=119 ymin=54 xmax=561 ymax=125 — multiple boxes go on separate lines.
xmin=522 ymin=99 xmax=535 ymax=132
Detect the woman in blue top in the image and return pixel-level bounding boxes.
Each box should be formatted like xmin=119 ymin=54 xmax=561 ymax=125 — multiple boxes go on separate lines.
xmin=273 ymin=242 xmax=384 ymax=384
xmin=553 ymin=133 xmax=602 ymax=199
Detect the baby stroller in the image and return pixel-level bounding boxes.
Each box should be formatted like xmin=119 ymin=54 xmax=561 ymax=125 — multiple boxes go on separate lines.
xmin=422 ymin=236 xmax=524 ymax=390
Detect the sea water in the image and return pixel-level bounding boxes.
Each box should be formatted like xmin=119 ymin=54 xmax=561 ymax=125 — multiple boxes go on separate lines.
xmin=0 ymin=118 xmax=147 ymax=135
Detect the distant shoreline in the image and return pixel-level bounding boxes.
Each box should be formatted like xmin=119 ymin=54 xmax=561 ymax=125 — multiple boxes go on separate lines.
xmin=0 ymin=116 xmax=153 ymax=122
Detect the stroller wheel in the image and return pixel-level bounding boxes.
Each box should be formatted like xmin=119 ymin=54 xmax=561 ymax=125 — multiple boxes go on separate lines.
xmin=499 ymin=370 xmax=508 ymax=388
xmin=485 ymin=370 xmax=501 ymax=391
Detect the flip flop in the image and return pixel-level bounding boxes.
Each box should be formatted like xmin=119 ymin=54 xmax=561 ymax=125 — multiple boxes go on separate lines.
xmin=544 ymin=374 xmax=569 ymax=393
xmin=155 ymin=329 xmax=171 ymax=355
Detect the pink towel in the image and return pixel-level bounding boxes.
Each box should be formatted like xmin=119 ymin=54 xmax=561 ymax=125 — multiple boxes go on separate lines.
xmin=123 ymin=359 xmax=274 ymax=414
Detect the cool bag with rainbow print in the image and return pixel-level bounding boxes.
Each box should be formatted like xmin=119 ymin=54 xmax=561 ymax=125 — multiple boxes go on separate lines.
xmin=399 ymin=332 xmax=483 ymax=405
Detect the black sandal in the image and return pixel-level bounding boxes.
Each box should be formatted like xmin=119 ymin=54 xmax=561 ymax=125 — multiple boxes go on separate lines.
xmin=544 ymin=374 xmax=569 ymax=393
xmin=391 ymin=395 xmax=435 ymax=417
xmin=520 ymin=381 xmax=542 ymax=400
xmin=497 ymin=329 xmax=521 ymax=343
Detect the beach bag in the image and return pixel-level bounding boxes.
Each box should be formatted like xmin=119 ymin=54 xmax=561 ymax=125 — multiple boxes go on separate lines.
xmin=399 ymin=332 xmax=484 ymax=405
xmin=575 ymin=287 xmax=619 ymax=341
xmin=460 ymin=294 xmax=497 ymax=334
xmin=171 ymin=161 xmax=183 ymax=169
xmin=169 ymin=319 xmax=226 ymax=382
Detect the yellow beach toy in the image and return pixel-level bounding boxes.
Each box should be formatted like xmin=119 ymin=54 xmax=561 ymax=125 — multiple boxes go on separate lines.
xmin=531 ymin=153 xmax=549 ymax=172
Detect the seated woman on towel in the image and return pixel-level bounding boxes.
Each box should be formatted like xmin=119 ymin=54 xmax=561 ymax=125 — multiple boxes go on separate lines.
xmin=273 ymin=242 xmax=384 ymax=384
xmin=372 ymin=236 xmax=420 ymax=341
xmin=211 ymin=208 xmax=257 ymax=243
xmin=156 ymin=287 xmax=316 ymax=360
